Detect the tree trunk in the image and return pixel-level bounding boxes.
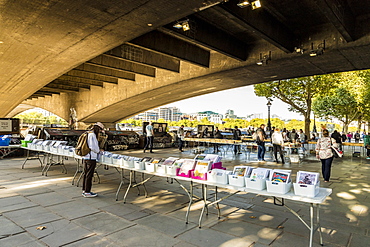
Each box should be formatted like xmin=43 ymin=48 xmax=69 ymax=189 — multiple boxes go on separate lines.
xmin=304 ymin=116 xmax=311 ymax=137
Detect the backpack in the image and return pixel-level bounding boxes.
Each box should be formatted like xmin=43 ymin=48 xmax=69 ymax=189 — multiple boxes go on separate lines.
xmin=75 ymin=132 xmax=90 ymax=156
xmin=252 ymin=132 xmax=257 ymax=140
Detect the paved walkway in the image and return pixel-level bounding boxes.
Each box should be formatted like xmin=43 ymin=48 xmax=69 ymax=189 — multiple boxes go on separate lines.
xmin=1 ymin=146 xmax=370 ymax=247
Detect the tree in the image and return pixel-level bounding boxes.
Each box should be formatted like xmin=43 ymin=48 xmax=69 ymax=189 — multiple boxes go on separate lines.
xmin=312 ymin=71 xmax=370 ymax=132
xmin=254 ymin=75 xmax=334 ymax=135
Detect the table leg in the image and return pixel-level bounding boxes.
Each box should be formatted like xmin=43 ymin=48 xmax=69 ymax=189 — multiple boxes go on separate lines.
xmin=123 ymin=170 xmax=133 ymax=204
xmin=21 ymin=150 xmax=30 ymax=169
xmin=316 ymin=204 xmax=323 ymax=246
xmin=173 ymin=179 xmax=193 ymax=224
xmin=309 ymin=203 xmax=314 ymax=247
xmin=72 ymin=159 xmax=82 ymax=185
xmin=115 ymin=168 xmax=125 ymax=201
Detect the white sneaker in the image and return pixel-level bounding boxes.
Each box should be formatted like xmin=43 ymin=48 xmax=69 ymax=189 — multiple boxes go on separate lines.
xmin=83 ymin=192 xmax=98 ymax=198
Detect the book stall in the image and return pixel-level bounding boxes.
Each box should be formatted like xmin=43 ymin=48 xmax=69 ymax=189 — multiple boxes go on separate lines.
xmin=22 ymin=140 xmax=330 ymax=247
xmin=0 ymin=118 xmax=22 ymax=158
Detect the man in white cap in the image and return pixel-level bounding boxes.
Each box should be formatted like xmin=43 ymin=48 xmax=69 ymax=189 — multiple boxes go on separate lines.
xmin=82 ymin=122 xmax=104 ymax=197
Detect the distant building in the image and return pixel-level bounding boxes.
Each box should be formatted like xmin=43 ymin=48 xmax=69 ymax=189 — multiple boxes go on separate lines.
xmin=158 ymin=107 xmax=181 ymax=121
xmin=225 ymin=109 xmax=237 ymax=119
xmin=133 ymin=110 xmax=158 ymax=122
xmin=192 ymin=111 xmax=223 ymax=124
xmin=131 ymin=107 xmax=181 ymax=122
xmin=246 ymin=113 xmax=263 ymax=120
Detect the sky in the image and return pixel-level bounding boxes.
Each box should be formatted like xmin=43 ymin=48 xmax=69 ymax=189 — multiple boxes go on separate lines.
xmin=163 ymin=85 xmax=304 ymax=120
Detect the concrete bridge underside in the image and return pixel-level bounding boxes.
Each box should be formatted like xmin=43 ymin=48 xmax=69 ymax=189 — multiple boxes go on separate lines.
xmin=2 ymin=0 xmax=370 ymax=124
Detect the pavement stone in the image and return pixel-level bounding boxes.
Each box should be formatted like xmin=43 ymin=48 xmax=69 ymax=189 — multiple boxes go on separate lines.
xmin=210 ymin=218 xmax=282 ymax=245
xmin=0 ymin=215 xmax=25 ymax=239
xmin=64 ymin=235 xmax=116 ymax=247
xmin=3 ymin=206 xmax=62 ymax=228
xmin=26 ymin=191 xmax=74 ymax=207
xmin=0 ymin=232 xmax=46 ymax=247
xmin=25 ymin=219 xmax=94 ymax=247
xmin=105 ymin=225 xmax=181 ymax=246
xmin=73 ymin=212 xmax=135 ymax=236
xmin=135 ymin=213 xmax=197 ymax=237
xmin=46 ymin=200 xmax=100 ymax=220
xmin=0 ymin=195 xmax=37 ymax=213
xmin=177 ymin=227 xmax=254 ymax=247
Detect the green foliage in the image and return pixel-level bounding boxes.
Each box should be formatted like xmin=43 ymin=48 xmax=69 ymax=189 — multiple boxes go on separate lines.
xmin=312 ymin=70 xmax=370 ymax=131
xmin=16 ymin=110 xmax=67 ymax=125
xmin=254 ymin=74 xmax=346 ymax=134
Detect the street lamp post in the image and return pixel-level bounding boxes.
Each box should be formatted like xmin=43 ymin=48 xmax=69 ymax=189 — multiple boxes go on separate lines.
xmin=313 ymin=113 xmax=317 ymax=133
xmin=267 ymin=99 xmax=272 ymax=131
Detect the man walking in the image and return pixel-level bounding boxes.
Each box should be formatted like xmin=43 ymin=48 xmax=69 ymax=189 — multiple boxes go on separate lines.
xmin=143 ymin=121 xmax=154 ymax=153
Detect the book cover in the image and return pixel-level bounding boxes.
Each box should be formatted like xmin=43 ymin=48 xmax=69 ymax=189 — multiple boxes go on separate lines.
xmin=250 ymin=168 xmax=270 ymax=179
xmin=195 ymin=154 xmax=207 ymax=161
xmin=151 ymin=158 xmax=162 ymax=164
xmin=297 ymin=171 xmax=319 ymax=185
xmin=162 ymin=157 xmax=178 ymax=166
xmin=179 ymin=159 xmax=196 ymax=174
xmin=141 ymin=157 xmax=153 ymax=162
xmin=193 ymin=160 xmax=212 ymax=177
xmin=233 ymin=166 xmax=248 ymax=176
xmin=271 ymin=171 xmax=290 ymax=183
xmin=173 ymin=159 xmax=184 ymax=167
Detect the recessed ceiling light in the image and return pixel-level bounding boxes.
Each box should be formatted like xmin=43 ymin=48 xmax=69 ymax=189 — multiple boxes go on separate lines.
xmin=0 ymin=41 xmax=4 ymax=44
xmin=147 ymin=23 xmax=153 ymax=27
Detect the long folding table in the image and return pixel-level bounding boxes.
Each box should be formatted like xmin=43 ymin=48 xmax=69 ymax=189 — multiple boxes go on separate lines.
xmin=21 ymin=146 xmax=332 ymax=247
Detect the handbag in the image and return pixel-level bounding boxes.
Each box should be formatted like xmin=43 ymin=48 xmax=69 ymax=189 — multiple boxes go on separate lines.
xmin=330 ymin=139 xmax=343 ymax=158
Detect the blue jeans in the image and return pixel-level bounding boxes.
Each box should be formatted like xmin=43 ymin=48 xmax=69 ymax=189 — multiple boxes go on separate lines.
xmin=321 ymin=156 xmax=333 ymax=181
xmin=257 ymin=142 xmax=265 ymax=160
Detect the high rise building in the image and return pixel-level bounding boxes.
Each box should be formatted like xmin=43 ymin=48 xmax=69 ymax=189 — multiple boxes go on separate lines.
xmin=157 ymin=107 xmax=181 ymax=121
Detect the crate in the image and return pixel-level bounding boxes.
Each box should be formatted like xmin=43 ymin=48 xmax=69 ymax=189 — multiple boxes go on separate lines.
xmin=21 ymin=140 xmax=32 ymax=147
xmin=123 ymin=160 xmax=134 ymax=168
xmin=245 ymin=178 xmax=267 ymax=190
xmin=207 ymin=170 xmax=230 ymax=184
xmin=145 ymin=162 xmax=156 ymax=173
xmin=228 ymin=175 xmax=246 ymax=187
xmin=134 ymin=161 xmax=145 ymax=170
xmin=0 ymin=138 xmax=10 ymax=146
xmin=266 ymin=181 xmax=292 ymax=194
xmin=156 ymin=164 xmax=166 ymax=174
xmin=165 ymin=165 xmax=179 ymax=176
xmin=293 ymin=182 xmax=320 ymax=198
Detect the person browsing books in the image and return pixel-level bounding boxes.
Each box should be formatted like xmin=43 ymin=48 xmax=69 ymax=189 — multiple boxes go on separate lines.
xmin=82 ymin=122 xmax=105 ymax=198
xmin=315 ymin=129 xmax=338 ymax=182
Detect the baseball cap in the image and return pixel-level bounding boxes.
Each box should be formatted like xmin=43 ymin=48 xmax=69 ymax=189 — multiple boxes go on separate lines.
xmin=94 ymin=122 xmax=105 ymax=130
